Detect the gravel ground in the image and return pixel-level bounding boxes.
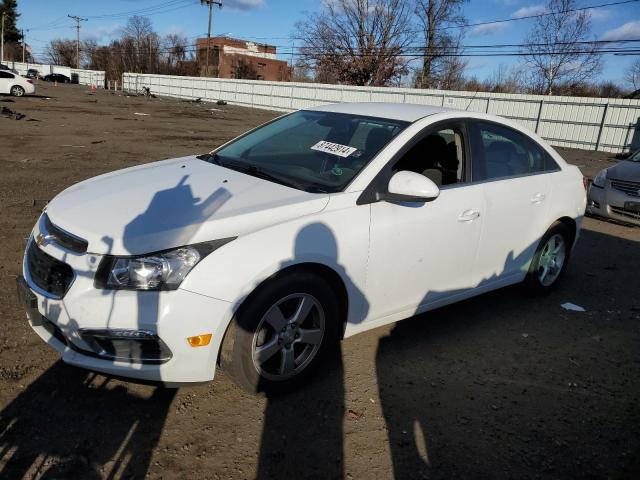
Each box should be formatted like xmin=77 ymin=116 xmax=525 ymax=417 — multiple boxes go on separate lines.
xmin=0 ymin=83 xmax=638 ymax=479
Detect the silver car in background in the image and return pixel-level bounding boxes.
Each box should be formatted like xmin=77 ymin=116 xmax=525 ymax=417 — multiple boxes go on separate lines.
xmin=587 ymin=150 xmax=640 ymax=226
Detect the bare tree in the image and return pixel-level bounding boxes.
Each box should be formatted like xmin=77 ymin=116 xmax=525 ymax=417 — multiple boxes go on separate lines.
xmin=414 ymin=0 xmax=468 ymax=89
xmin=295 ymin=0 xmax=413 ymax=86
xmin=45 ymin=39 xmax=77 ymax=67
xmin=487 ymin=64 xmax=525 ymax=93
xmin=523 ymin=0 xmax=601 ymax=95
xmin=625 ymin=59 xmax=640 ymax=91
xmin=163 ymin=33 xmax=189 ymax=70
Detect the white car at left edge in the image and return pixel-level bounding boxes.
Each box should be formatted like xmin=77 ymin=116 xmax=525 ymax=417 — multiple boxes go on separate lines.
xmin=17 ymin=102 xmax=586 ymax=395
xmin=0 ymin=70 xmax=35 ymax=96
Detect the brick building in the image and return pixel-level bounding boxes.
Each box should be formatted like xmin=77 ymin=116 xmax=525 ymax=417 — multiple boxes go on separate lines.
xmin=196 ymin=36 xmax=292 ymax=81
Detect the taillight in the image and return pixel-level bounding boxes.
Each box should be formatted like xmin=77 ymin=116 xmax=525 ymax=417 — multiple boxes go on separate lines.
xmin=26 ymin=79 xmax=33 ymax=84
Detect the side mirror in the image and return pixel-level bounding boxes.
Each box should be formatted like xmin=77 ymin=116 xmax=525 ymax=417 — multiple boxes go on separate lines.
xmin=381 ymin=171 xmax=440 ymax=203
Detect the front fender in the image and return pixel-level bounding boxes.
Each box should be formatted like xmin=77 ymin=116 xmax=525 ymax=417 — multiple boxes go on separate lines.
xmin=179 ymin=193 xmax=371 ymax=328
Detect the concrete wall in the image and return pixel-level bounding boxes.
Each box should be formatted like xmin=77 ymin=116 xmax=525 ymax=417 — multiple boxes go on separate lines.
xmin=122 ymin=72 xmax=640 ymax=153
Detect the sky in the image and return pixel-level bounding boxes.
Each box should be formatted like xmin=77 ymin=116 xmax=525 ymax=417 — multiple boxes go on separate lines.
xmin=16 ymin=0 xmax=640 ymax=86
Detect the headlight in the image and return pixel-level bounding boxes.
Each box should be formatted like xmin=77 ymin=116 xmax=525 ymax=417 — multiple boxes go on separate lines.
xmin=95 ymin=238 xmax=235 ymax=291
xmin=592 ymin=169 xmax=608 ymax=188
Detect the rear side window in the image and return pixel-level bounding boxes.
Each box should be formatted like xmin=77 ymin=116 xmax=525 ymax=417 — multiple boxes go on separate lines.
xmin=470 ymin=121 xmax=559 ymax=182
xmin=0 ymin=71 xmax=14 ymax=79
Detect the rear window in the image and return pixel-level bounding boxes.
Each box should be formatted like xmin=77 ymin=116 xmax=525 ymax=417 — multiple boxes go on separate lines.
xmin=471 ymin=122 xmax=559 ymax=181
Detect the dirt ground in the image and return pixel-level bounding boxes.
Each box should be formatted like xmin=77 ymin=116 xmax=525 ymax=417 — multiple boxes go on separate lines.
xmin=1 ymin=83 xmax=639 ymax=479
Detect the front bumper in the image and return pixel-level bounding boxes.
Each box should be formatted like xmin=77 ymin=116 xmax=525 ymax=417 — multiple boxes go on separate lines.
xmin=19 ymin=220 xmax=235 ymax=384
xmin=587 ymin=183 xmax=640 ymax=227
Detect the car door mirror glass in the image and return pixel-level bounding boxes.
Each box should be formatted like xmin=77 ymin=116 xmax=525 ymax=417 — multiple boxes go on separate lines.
xmin=382 ymin=171 xmax=440 ymax=203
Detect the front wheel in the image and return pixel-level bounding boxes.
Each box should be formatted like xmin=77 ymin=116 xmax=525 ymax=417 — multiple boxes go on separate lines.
xmin=220 ymin=272 xmax=341 ymax=395
xmin=10 ymin=85 xmax=25 ymax=97
xmin=524 ymin=223 xmax=571 ymax=294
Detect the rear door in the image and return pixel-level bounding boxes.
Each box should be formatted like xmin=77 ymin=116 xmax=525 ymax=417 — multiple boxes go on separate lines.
xmin=469 ymin=120 xmax=560 ymax=284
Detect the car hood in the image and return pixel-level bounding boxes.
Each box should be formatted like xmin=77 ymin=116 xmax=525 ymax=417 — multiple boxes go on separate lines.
xmin=45 ymin=156 xmax=330 ymax=255
xmin=608 ymin=160 xmax=640 ymax=182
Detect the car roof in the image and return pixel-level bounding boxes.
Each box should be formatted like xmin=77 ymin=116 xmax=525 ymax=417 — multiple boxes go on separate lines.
xmin=306 ymin=102 xmax=452 ymax=123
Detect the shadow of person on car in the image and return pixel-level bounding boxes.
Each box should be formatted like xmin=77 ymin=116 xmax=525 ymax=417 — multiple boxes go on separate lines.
xmin=375 ymin=226 xmax=640 ymax=479
xmin=255 ymin=222 xmax=369 ymax=479
xmin=120 ymin=174 xmax=231 ymax=375
xmin=0 ymin=361 xmax=176 ymax=478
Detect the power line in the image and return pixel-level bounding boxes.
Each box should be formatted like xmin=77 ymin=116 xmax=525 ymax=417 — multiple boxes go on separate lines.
xmin=435 ymin=0 xmax=640 ymax=32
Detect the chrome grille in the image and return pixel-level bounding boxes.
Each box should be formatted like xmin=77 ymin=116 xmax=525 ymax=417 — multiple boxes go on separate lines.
xmin=610 ymin=205 xmax=640 ymax=221
xmin=43 ymin=214 xmax=88 ymax=253
xmin=610 ymin=178 xmax=640 ymax=198
xmin=26 ymin=241 xmax=74 ymax=298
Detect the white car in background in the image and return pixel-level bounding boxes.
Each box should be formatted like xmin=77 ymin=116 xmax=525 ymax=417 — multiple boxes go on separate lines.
xmin=17 ymin=103 xmax=586 ymax=394
xmin=0 ymin=70 xmax=35 ymax=96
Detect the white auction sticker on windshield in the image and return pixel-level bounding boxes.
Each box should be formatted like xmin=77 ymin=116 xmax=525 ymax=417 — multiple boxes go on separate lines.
xmin=311 ymin=140 xmax=357 ymax=158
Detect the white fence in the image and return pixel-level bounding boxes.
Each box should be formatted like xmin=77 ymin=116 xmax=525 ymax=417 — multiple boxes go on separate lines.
xmin=5 ymin=61 xmax=105 ymax=87
xmin=123 ymin=73 xmax=640 ymax=153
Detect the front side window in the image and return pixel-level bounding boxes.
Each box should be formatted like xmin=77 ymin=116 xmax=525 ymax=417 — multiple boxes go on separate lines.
xmin=470 ymin=122 xmax=559 ymax=182
xmin=209 ymin=111 xmax=408 ymax=193
xmin=392 ymin=124 xmax=466 ymax=187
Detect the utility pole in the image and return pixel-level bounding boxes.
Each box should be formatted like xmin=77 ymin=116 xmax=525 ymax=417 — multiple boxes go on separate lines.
xmin=68 ymin=15 xmax=87 ymax=68
xmin=200 ymin=0 xmax=222 ymax=77
xmin=22 ymin=29 xmax=25 ymax=63
xmin=1 ymin=13 xmax=6 ymax=64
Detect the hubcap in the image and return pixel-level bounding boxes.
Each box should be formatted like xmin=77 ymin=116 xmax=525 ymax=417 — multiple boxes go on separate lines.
xmin=251 ymin=293 xmax=325 ymax=381
xmin=537 ymin=234 xmax=566 ymax=286
xmin=12 ymin=87 xmax=23 ymax=96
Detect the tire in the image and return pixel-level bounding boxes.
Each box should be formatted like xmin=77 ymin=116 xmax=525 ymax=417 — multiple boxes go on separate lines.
xmin=524 ymin=222 xmax=572 ymax=294
xmin=10 ymin=85 xmax=25 ymax=97
xmin=220 ymin=271 xmax=341 ymax=395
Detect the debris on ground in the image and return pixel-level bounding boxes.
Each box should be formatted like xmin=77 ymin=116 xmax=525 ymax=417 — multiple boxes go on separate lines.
xmin=561 ymin=302 xmax=586 ymax=312
xmin=216 ymin=100 xmax=227 ymax=105
xmin=134 ymin=112 xmax=150 ymax=116
xmin=347 ymin=409 xmax=363 ymax=420
xmin=1 ymin=106 xmax=26 ymax=120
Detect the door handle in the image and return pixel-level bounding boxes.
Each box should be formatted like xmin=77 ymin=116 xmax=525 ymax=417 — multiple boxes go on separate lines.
xmin=458 ymin=209 xmax=481 ymax=222
xmin=530 ymin=193 xmax=546 ymax=204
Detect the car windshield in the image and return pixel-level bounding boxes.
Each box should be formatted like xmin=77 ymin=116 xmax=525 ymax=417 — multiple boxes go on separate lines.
xmin=206 ymin=110 xmax=408 ymax=193
xmin=630 ymin=150 xmax=640 ymax=162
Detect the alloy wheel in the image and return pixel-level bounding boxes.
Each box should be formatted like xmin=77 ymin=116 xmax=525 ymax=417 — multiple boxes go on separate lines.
xmin=251 ymin=293 xmax=325 ymax=381
xmin=537 ymin=233 xmax=566 ymax=287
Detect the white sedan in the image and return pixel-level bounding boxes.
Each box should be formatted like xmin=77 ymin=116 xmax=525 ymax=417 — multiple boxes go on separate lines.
xmin=0 ymin=70 xmax=35 ymax=96
xmin=17 ymin=103 xmax=586 ymax=393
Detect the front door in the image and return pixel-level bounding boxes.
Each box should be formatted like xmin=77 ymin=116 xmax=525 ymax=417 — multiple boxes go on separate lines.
xmin=364 ymin=122 xmax=485 ymax=323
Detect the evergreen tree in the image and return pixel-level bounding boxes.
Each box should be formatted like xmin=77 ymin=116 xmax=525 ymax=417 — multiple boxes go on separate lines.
xmin=1 ymin=0 xmax=22 ymax=44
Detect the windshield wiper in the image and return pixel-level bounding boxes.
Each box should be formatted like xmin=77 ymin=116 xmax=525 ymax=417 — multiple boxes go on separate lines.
xmin=216 ymin=158 xmax=302 ymax=189
xmin=199 ymin=154 xmax=330 ymax=193
xmin=196 ymin=153 xmax=221 ymax=164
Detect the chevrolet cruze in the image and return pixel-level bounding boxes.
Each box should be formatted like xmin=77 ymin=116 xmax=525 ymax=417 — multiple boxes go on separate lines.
xmin=17 ymin=103 xmax=586 ymax=394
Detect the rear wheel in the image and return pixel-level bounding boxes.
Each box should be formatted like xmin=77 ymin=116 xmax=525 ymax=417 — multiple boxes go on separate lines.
xmin=220 ymin=271 xmax=341 ymax=395
xmin=524 ymin=223 xmax=571 ymax=294
xmin=10 ymin=85 xmax=25 ymax=97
